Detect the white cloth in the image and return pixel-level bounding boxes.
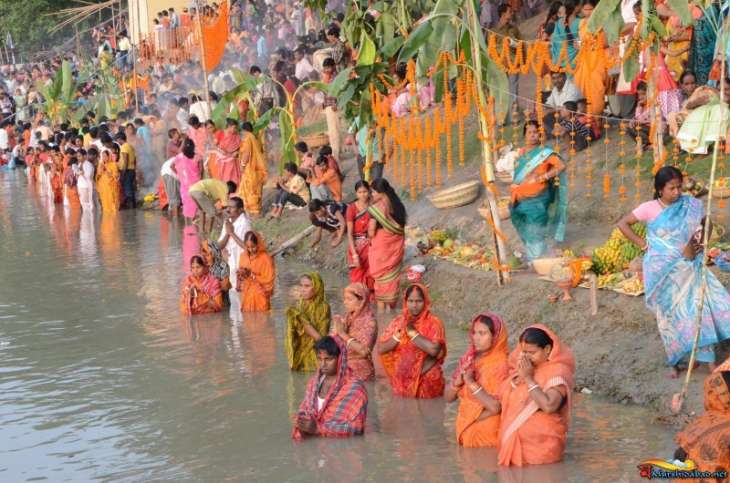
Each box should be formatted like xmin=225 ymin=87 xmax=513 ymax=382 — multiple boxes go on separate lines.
xmin=160 ymin=157 xmax=178 ymax=179
xmin=218 ymin=213 xmax=252 ymax=288
xmin=295 ymin=57 xmax=315 ymax=81
xmin=76 ymin=160 xmax=95 ymax=189
xmin=545 ymin=80 xmax=583 ymax=109
xmin=189 ymin=101 xmax=211 ymax=123
xmin=176 ymin=108 xmax=190 ymax=131
xmin=0 ymin=129 xmax=8 ymax=151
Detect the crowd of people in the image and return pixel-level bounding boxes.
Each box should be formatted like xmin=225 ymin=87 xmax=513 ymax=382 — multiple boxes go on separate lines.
xmin=3 ymin=0 xmax=730 ymax=473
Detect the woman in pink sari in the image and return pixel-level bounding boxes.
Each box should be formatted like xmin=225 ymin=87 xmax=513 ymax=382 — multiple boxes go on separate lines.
xmin=186 ymin=115 xmax=208 ymax=161
xmin=367 ymin=178 xmax=406 ymax=313
xmin=215 ymin=118 xmax=241 ymax=184
xmin=175 ymin=138 xmax=202 ymax=221
xmin=331 ymin=283 xmax=378 ymax=381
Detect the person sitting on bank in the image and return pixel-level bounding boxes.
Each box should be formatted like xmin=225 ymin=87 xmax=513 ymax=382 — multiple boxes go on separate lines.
xmin=308 ymin=154 xmax=342 ymax=202
xmin=268 ymin=162 xmax=310 ymax=219
xmin=295 ymin=141 xmax=315 ymax=177
xmin=554 ymin=101 xmax=592 ymax=151
xmin=188 ymin=179 xmax=237 ymax=233
xmin=542 ymin=72 xmax=582 ymax=137
xmin=292 ymin=335 xmax=368 ymax=441
xmin=309 ymin=198 xmax=346 ymax=248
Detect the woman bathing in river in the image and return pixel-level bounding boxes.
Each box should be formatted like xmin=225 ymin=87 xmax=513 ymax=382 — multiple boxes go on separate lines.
xmin=617 ymin=166 xmax=730 ymax=378
xmin=285 ymin=272 xmax=331 ymax=372
xmin=331 ymin=283 xmax=377 ymax=381
xmin=180 ymin=255 xmax=224 ymax=315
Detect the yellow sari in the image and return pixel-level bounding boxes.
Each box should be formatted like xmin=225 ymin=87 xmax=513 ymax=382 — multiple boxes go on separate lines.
xmin=238 ymin=131 xmax=267 ymax=215
xmin=284 ymin=272 xmax=331 ymax=371
xmin=96 ymin=156 xmax=120 ymax=213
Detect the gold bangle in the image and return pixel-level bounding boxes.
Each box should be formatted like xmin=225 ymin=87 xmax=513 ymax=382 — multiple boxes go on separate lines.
xmin=471 ymin=385 xmax=483 ymax=396
xmin=409 ymin=332 xmax=419 ymax=341
xmin=392 ymin=334 xmax=401 ymax=343
xmin=528 ymin=384 xmax=540 ymax=392
xmin=346 ymin=337 xmax=355 ymax=348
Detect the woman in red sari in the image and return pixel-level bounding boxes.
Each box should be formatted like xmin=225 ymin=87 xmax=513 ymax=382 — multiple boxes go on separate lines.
xmin=377 ymin=284 xmax=446 ymax=398
xmin=498 ymin=324 xmax=575 ymax=466
xmin=332 ymin=283 xmax=377 ymax=381
xmin=292 ymin=336 xmax=368 ymax=440
xmin=346 ymin=180 xmax=373 ymax=290
xmin=446 ymin=312 xmax=509 ymax=448
xmin=180 ymin=255 xmax=224 ymax=315
xmin=215 ymin=118 xmax=241 ymax=184
xmin=368 ymin=178 xmax=406 ymax=312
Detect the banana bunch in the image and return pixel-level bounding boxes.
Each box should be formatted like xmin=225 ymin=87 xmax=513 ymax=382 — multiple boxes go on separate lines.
xmin=597 ymin=272 xmax=625 ymax=289
xmin=591 ymin=224 xmax=646 ymax=275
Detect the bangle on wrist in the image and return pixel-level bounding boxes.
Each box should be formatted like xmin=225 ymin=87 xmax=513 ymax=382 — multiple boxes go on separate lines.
xmin=392 ymin=334 xmax=401 ymax=343
xmin=346 ymin=337 xmax=355 ymax=348
xmin=471 ymin=385 xmax=484 ymax=396
xmin=528 ymin=384 xmax=540 ymax=392
xmin=409 ymin=332 xmax=420 ymax=341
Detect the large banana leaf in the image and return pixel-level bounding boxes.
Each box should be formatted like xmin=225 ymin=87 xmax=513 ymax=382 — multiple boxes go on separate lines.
xmin=587 ymin=0 xmax=622 ymax=34
xmin=358 ymin=31 xmax=377 ymax=66
xmin=666 ymin=0 xmax=692 ymax=26
xmin=60 ymin=60 xmax=74 ymax=103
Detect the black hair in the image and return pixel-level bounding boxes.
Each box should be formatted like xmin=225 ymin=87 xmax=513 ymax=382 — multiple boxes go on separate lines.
xmin=371 ymin=178 xmax=406 ymax=226
xmin=225 ymin=118 xmax=238 ymax=128
xmin=308 ymin=198 xmax=325 ymax=213
xmin=226 ymin=181 xmax=237 ymax=193
xmin=679 ymin=70 xmax=696 ymax=84
xmin=189 ymin=115 xmax=200 ymax=128
xmin=283 ymin=162 xmax=298 ymax=174
xmin=405 ymin=284 xmax=425 ymax=300
xmin=395 ymin=62 xmax=408 ymax=81
xmin=230 ymin=196 xmax=244 ymax=209
xmin=498 ymin=4 xmax=512 ymax=17
xmin=168 ymin=128 xmax=179 ymax=138
xmin=241 ymin=122 xmax=253 ymax=133
xmin=115 ymin=132 xmax=127 ymax=142
xmin=243 ymin=231 xmax=259 ymax=244
xmin=653 ymin=166 xmax=683 ymax=200
xmin=523 ymin=119 xmax=540 ymax=136
xmin=190 ymin=255 xmax=206 ymax=266
xmin=354 ymin=179 xmax=370 ymax=191
xmin=315 ymin=154 xmax=328 ymax=166
xmin=249 ymin=65 xmax=262 ymax=75
xmin=314 ymin=335 xmax=340 ymax=357
xmin=474 ymin=314 xmax=496 ymax=335
xmin=326 ymin=25 xmax=340 ymax=37
xmin=519 ymin=327 xmax=553 ymax=349
xmin=563 ymin=100 xmax=577 ymax=111
xmin=182 ymin=138 xmax=196 ymax=159
xmin=322 ymin=57 xmax=335 ymax=68
xmin=547 ymin=1 xmax=563 ymax=21
xmin=636 ymin=81 xmax=647 ymax=91
xmin=294 ymin=141 xmax=308 ymax=153
xmin=320 ymin=145 xmax=332 ymax=156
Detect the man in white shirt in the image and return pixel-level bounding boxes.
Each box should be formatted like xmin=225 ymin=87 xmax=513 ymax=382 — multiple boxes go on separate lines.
xmin=160 ymin=156 xmax=180 ymax=216
xmin=77 ymin=148 xmax=97 ymax=212
xmin=218 ymin=196 xmax=252 ymax=289
xmin=294 ymin=46 xmax=314 ymax=82
xmin=544 ymin=72 xmax=582 ymax=137
xmin=176 ymin=97 xmax=190 ymax=131
xmin=189 ymin=94 xmax=211 ymax=123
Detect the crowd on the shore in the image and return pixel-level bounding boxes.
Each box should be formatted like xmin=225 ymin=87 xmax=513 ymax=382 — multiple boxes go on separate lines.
xmin=2 ymin=0 xmax=730 ymax=473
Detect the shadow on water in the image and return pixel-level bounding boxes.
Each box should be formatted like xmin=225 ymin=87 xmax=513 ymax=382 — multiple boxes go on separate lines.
xmin=0 ymin=171 xmax=675 ymax=481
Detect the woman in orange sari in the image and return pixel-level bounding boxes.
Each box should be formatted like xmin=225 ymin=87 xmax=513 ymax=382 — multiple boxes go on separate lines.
xmin=368 ymin=178 xmax=406 ymax=312
xmin=238 ymin=122 xmax=267 ymax=217
xmin=573 ymin=0 xmax=607 ymax=116
xmin=446 ymin=312 xmax=509 ymax=448
xmin=377 ymin=284 xmax=446 ymax=398
xmin=63 ymin=157 xmax=81 ymax=209
xmin=498 ymin=324 xmax=575 ymax=466
xmin=96 ymin=150 xmax=121 ymax=212
xmin=215 ymin=118 xmax=241 ymax=184
xmin=236 ymin=231 xmax=275 ymax=312
xmin=50 ymin=152 xmax=64 ymax=204
xmin=331 ymin=283 xmax=378 ymax=381
xmin=180 ymin=255 xmax=224 ymax=315
xmin=674 ymin=358 xmax=730 ymax=472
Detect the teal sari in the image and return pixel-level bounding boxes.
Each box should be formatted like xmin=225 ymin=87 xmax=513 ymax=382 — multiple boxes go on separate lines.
xmin=510 ymin=147 xmax=568 ymax=260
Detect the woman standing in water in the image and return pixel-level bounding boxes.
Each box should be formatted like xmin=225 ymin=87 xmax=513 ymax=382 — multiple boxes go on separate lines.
xmin=368 ymin=178 xmax=406 ymax=313
xmin=285 ymin=272 xmax=331 ymax=371
xmin=346 ymin=180 xmax=373 ymax=290
xmin=378 ymin=284 xmax=446 ymax=398
xmin=96 ymin=149 xmax=121 ymax=212
xmin=332 ymin=283 xmax=377 ymax=381
xmin=236 ymin=231 xmax=275 ymax=312
xmin=617 ymin=166 xmax=730 ymax=377
xmin=180 ymin=255 xmax=224 ymax=315
xmin=175 ymin=138 xmax=202 ymax=222
xmin=446 ymin=312 xmax=509 ymax=448
xmin=498 ymin=325 xmax=574 ymax=466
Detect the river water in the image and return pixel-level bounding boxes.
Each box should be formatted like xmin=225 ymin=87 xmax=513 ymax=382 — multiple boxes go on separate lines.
xmin=0 ymin=171 xmax=677 ymax=482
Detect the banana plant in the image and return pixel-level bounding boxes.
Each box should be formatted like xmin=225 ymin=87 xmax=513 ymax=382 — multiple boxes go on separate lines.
xmin=37 ymin=60 xmax=77 ymax=126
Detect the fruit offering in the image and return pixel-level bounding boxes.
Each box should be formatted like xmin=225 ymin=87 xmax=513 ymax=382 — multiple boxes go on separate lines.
xmin=591 ymin=224 xmax=647 ymax=275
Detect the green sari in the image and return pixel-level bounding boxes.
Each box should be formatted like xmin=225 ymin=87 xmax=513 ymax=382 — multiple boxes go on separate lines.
xmin=510 ymin=147 xmax=568 ymax=261
xmin=285 ymin=272 xmax=331 ymax=371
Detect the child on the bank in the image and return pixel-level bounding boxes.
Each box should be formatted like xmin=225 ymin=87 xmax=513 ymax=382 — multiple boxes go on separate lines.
xmin=269 ymin=162 xmax=310 ymax=219
xmin=308 ymin=198 xmax=346 ymax=248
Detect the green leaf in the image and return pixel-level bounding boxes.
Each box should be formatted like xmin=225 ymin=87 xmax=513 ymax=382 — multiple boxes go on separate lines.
xmin=328 ymin=67 xmax=354 ymax=96
xmin=603 ymin=9 xmax=625 ymax=45
xmin=622 ymin=54 xmax=640 ymax=83
xmin=485 ymin=56 xmax=510 ymax=123
xmin=60 ymin=61 xmax=74 ymax=102
xmin=398 ymin=21 xmax=433 ymax=62
xmin=380 ymin=36 xmax=404 ymax=58
xmin=666 ymin=0 xmax=692 ymax=26
xmin=358 ymin=31 xmax=376 ymax=66
xmin=587 ymin=0 xmax=622 ymax=34
xmin=649 ymin=14 xmax=667 ymax=38
xmin=253 ymin=108 xmax=274 ymax=134
xmin=640 ymin=0 xmax=650 ymax=39
xmin=337 ymin=83 xmax=357 ymax=112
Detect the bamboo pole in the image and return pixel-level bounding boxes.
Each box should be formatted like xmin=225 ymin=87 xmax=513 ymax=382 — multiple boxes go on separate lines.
xmin=132 ymin=0 xmax=141 ymax=113
xmin=671 ymin=17 xmax=727 ymax=415
xmin=465 ymin=0 xmax=509 ymax=285
xmin=195 ymin=0 xmax=212 ymax=112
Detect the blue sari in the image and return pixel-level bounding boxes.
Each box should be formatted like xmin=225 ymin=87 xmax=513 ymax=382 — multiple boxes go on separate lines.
xmin=643 ymin=195 xmax=730 ymax=366
xmin=510 ymin=147 xmax=568 ymax=260
xmin=550 ymin=18 xmax=577 ymax=70
xmin=688 ymin=4 xmax=720 ymax=85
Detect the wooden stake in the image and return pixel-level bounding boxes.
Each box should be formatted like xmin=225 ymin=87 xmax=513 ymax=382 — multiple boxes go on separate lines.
xmin=465 ymin=0 xmax=509 ymax=285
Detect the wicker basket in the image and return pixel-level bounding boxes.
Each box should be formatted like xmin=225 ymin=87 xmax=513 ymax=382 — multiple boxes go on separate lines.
xmin=428 ymin=180 xmax=482 ymax=209
xmin=299 ymin=133 xmax=329 ymax=149
xmin=711 ymin=186 xmax=730 ymax=199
